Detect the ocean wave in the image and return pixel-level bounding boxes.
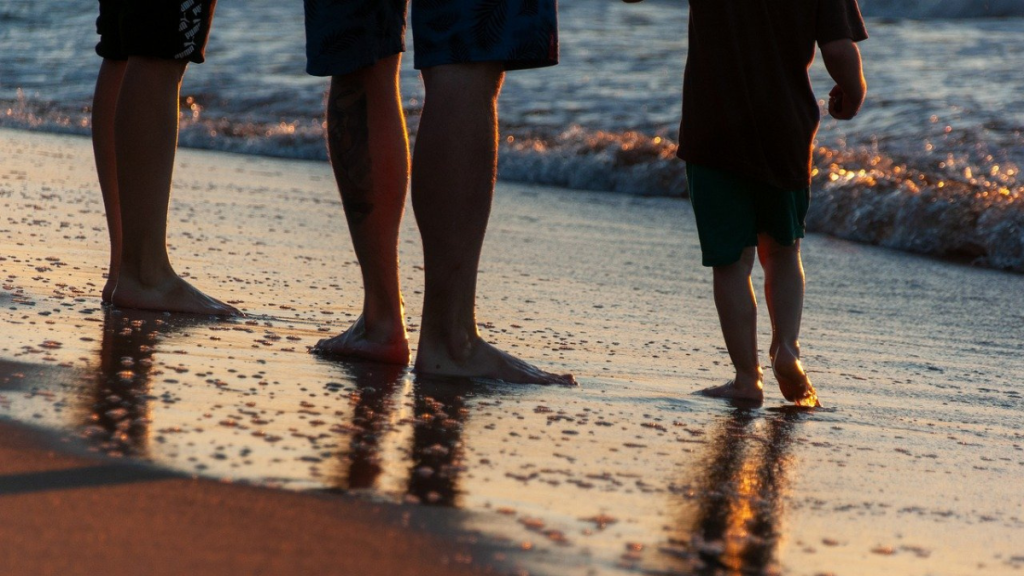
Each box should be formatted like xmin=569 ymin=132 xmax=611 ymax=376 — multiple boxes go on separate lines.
xmin=667 ymin=0 xmax=1024 ymax=19
xmin=3 ymin=100 xmax=1022 ymax=273
xmin=499 ymin=127 xmax=1024 ymax=272
xmin=809 ymin=149 xmax=1024 ymax=271
xmin=857 ymin=0 xmax=1024 ymax=19
xmin=498 ymin=127 xmax=686 ymax=196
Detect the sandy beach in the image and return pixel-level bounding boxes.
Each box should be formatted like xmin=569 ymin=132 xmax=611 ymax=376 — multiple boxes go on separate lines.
xmin=1 ymin=127 xmax=1023 ymax=575
xmin=0 ymin=419 xmax=486 ymax=576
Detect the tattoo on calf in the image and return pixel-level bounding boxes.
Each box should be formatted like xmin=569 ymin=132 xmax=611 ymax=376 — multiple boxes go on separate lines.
xmin=328 ymin=84 xmax=374 ymax=225
xmin=341 ymin=199 xmax=375 ymax=223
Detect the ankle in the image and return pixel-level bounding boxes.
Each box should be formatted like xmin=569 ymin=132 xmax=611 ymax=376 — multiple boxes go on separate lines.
xmin=362 ymin=304 xmax=406 ymax=336
xmin=772 ymin=341 xmax=801 ymax=365
xmin=733 ymin=366 xmax=764 ymax=389
xmin=419 ymin=322 xmax=480 ymax=362
xmin=118 ymin=258 xmax=176 ymax=288
xmin=361 ymin=317 xmax=408 ymax=345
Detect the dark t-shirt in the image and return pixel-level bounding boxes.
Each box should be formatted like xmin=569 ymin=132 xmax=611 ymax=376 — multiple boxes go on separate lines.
xmin=677 ymin=0 xmax=868 ymax=190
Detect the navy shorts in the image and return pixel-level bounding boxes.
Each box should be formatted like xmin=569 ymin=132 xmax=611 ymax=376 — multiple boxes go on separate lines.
xmin=304 ymin=0 xmax=559 ymax=77
xmin=686 ymin=163 xmax=810 ymax=267
xmin=96 ymin=0 xmax=217 ymax=63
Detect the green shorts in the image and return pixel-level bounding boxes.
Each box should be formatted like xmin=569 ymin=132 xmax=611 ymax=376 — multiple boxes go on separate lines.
xmin=686 ymin=163 xmax=809 ymax=267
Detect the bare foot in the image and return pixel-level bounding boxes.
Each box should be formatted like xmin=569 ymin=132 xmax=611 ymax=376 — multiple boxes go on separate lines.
xmin=415 ymin=336 xmax=575 ymax=386
xmin=311 ymin=315 xmax=411 ymax=365
xmin=102 ymin=276 xmax=117 ymax=305
xmin=111 ymin=274 xmax=240 ymax=316
xmin=771 ymin=346 xmax=821 ymax=407
xmin=698 ymin=379 xmax=764 ymax=403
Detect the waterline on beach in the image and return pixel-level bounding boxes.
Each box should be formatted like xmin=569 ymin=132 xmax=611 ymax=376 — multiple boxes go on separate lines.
xmin=3 ymin=2 xmax=1024 ymax=273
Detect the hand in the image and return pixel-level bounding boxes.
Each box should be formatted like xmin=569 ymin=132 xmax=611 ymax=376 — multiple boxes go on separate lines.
xmin=820 ymin=39 xmax=866 ymax=120
xmin=828 ymin=84 xmax=862 ymax=120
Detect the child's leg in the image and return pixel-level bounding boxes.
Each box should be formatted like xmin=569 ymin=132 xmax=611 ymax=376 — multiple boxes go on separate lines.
xmin=91 ymin=58 xmax=126 ymax=303
xmin=756 ymin=235 xmax=817 ymax=405
xmin=311 ymin=54 xmax=412 ymax=365
xmin=701 ymin=246 xmax=764 ymax=401
xmin=757 ymin=234 xmax=804 ymax=363
xmin=110 ymin=56 xmax=238 ymax=315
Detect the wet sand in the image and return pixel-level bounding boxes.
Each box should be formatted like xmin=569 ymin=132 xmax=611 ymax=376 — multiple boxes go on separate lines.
xmin=2 ymin=127 xmax=1023 ymax=575
xmin=0 ymin=419 xmax=485 ymax=576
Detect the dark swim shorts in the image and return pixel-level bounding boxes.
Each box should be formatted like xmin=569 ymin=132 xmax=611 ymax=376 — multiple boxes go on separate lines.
xmin=686 ymin=163 xmax=810 ymax=267
xmin=304 ymin=0 xmax=558 ymax=77
xmin=96 ymin=0 xmax=217 ymax=63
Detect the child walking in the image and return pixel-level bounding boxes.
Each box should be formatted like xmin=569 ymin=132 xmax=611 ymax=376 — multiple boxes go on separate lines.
xmin=667 ymin=0 xmax=868 ymax=405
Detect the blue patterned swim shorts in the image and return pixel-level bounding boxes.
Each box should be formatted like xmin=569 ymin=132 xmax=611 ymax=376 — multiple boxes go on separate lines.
xmin=304 ymin=0 xmax=558 ymax=77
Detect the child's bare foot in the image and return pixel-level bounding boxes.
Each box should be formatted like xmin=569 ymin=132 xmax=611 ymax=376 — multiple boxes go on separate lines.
xmin=771 ymin=345 xmax=821 ymax=407
xmin=415 ymin=336 xmax=575 ymax=386
xmin=311 ymin=315 xmax=411 ymax=365
xmin=111 ymin=274 xmax=240 ymax=316
xmin=699 ymin=379 xmax=765 ymax=403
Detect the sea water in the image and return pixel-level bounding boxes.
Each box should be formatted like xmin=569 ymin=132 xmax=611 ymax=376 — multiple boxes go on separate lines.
xmin=1 ymin=0 xmax=1022 ymax=270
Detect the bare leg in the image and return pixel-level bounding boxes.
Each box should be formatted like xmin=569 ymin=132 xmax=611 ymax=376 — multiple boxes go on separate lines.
xmin=109 ymin=57 xmax=238 ymax=316
xmin=92 ymin=58 xmax=126 ymax=303
xmin=311 ymin=55 xmax=411 ymax=365
xmin=411 ymin=63 xmax=574 ymax=385
xmin=700 ymin=247 xmax=764 ymax=401
xmin=758 ymin=236 xmax=818 ymax=406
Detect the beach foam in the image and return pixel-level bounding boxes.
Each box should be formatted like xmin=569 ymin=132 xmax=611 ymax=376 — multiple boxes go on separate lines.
xmin=2 ymin=0 xmax=1022 ymax=277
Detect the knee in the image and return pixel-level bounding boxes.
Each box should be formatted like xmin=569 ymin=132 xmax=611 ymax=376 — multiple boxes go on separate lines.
xmin=126 ymin=56 xmax=188 ymax=82
xmin=422 ymin=62 xmax=504 ymax=101
xmin=330 ymin=69 xmax=372 ymax=99
xmin=758 ymin=235 xmax=800 ymax=262
xmin=333 ymin=55 xmax=400 ymax=87
xmin=713 ymin=246 xmax=756 ymax=278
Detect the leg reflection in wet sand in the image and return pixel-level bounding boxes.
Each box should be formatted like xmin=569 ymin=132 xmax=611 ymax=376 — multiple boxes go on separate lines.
xmin=328 ymin=362 xmax=407 ymax=491
xmin=324 ymin=368 xmax=475 ymax=508
xmin=669 ymin=408 xmax=802 ymax=575
xmin=81 ymin=308 xmax=214 ymax=457
xmin=405 ymin=377 xmax=475 ymax=507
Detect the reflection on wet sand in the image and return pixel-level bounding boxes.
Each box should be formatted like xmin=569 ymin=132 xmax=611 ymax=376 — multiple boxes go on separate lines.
xmin=322 ymin=368 xmax=477 ymax=508
xmin=80 ymin=308 xmax=216 ymax=457
xmin=71 ymin=308 xmax=811 ymax=575
xmin=672 ymin=408 xmax=803 ymax=575
xmin=406 ymin=378 xmax=476 ymax=507
xmin=327 ymin=362 xmax=407 ymax=490
xmin=73 ymin=310 xmax=809 ymax=575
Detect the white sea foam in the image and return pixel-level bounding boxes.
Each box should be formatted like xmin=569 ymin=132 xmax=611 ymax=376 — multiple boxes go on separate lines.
xmin=496 ymin=128 xmax=1024 ymax=271
xmin=2 ymin=0 xmax=1022 ymax=271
